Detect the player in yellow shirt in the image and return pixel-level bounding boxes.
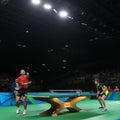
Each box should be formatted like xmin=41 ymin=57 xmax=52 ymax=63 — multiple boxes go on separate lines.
xmin=95 ymin=78 xmax=108 ymax=112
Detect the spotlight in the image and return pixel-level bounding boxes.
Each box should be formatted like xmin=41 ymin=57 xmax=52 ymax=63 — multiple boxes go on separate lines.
xmin=62 ymin=59 xmax=67 ymax=63
xmin=59 ymin=10 xmax=68 ymax=18
xmin=31 ymin=0 xmax=41 ymax=5
xmin=53 ymin=9 xmax=58 ymax=13
xmin=44 ymin=4 xmax=52 ymax=10
xmin=42 ymin=64 xmax=46 ymax=66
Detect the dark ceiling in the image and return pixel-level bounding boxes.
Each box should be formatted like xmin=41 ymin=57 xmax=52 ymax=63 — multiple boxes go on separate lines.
xmin=0 ymin=0 xmax=120 ymax=78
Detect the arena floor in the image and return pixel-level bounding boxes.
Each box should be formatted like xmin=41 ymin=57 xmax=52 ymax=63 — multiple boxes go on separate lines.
xmin=1 ymin=100 xmax=120 ymax=120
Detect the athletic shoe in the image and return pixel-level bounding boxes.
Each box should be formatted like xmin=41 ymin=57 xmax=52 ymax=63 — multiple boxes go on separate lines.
xmin=103 ymin=108 xmax=107 ymax=112
xmin=16 ymin=108 xmax=20 ymax=114
xmin=98 ymin=107 xmax=104 ymax=109
xmin=23 ymin=110 xmax=26 ymax=115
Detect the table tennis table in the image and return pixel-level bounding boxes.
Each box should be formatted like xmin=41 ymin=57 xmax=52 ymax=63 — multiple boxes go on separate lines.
xmin=27 ymin=91 xmax=96 ymax=117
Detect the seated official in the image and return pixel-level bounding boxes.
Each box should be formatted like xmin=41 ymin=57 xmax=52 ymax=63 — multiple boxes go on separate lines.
xmin=11 ymin=79 xmax=19 ymax=97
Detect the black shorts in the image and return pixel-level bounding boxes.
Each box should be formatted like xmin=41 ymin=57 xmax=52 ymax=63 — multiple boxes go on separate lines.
xmin=98 ymin=93 xmax=106 ymax=97
xmin=17 ymin=88 xmax=28 ymax=97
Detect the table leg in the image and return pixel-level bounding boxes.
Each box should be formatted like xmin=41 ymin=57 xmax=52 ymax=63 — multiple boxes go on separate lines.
xmin=35 ymin=96 xmax=87 ymax=116
xmin=66 ymin=96 xmax=87 ymax=112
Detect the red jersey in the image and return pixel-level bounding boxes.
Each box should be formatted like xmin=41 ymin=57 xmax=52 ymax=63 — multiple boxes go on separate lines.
xmin=17 ymin=75 xmax=29 ymax=89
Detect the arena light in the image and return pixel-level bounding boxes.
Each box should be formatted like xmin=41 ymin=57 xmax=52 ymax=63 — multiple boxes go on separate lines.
xmin=44 ymin=4 xmax=52 ymax=10
xmin=59 ymin=10 xmax=68 ymax=18
xmin=53 ymin=9 xmax=58 ymax=13
xmin=31 ymin=0 xmax=41 ymax=5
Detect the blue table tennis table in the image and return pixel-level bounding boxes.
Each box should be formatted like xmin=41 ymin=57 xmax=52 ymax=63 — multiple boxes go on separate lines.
xmin=27 ymin=91 xmax=96 ymax=117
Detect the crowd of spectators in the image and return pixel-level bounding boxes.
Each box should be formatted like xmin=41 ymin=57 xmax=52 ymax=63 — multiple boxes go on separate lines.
xmin=0 ymin=73 xmax=43 ymax=92
xmin=0 ymin=69 xmax=120 ymax=92
xmin=71 ymin=69 xmax=120 ymax=91
xmin=0 ymin=73 xmax=13 ymax=92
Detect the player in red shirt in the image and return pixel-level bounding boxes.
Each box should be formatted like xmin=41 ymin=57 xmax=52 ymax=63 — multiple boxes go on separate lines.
xmin=16 ymin=69 xmax=31 ymax=115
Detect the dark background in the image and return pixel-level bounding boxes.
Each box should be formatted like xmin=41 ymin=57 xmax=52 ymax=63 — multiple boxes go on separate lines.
xmin=0 ymin=0 xmax=120 ymax=91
